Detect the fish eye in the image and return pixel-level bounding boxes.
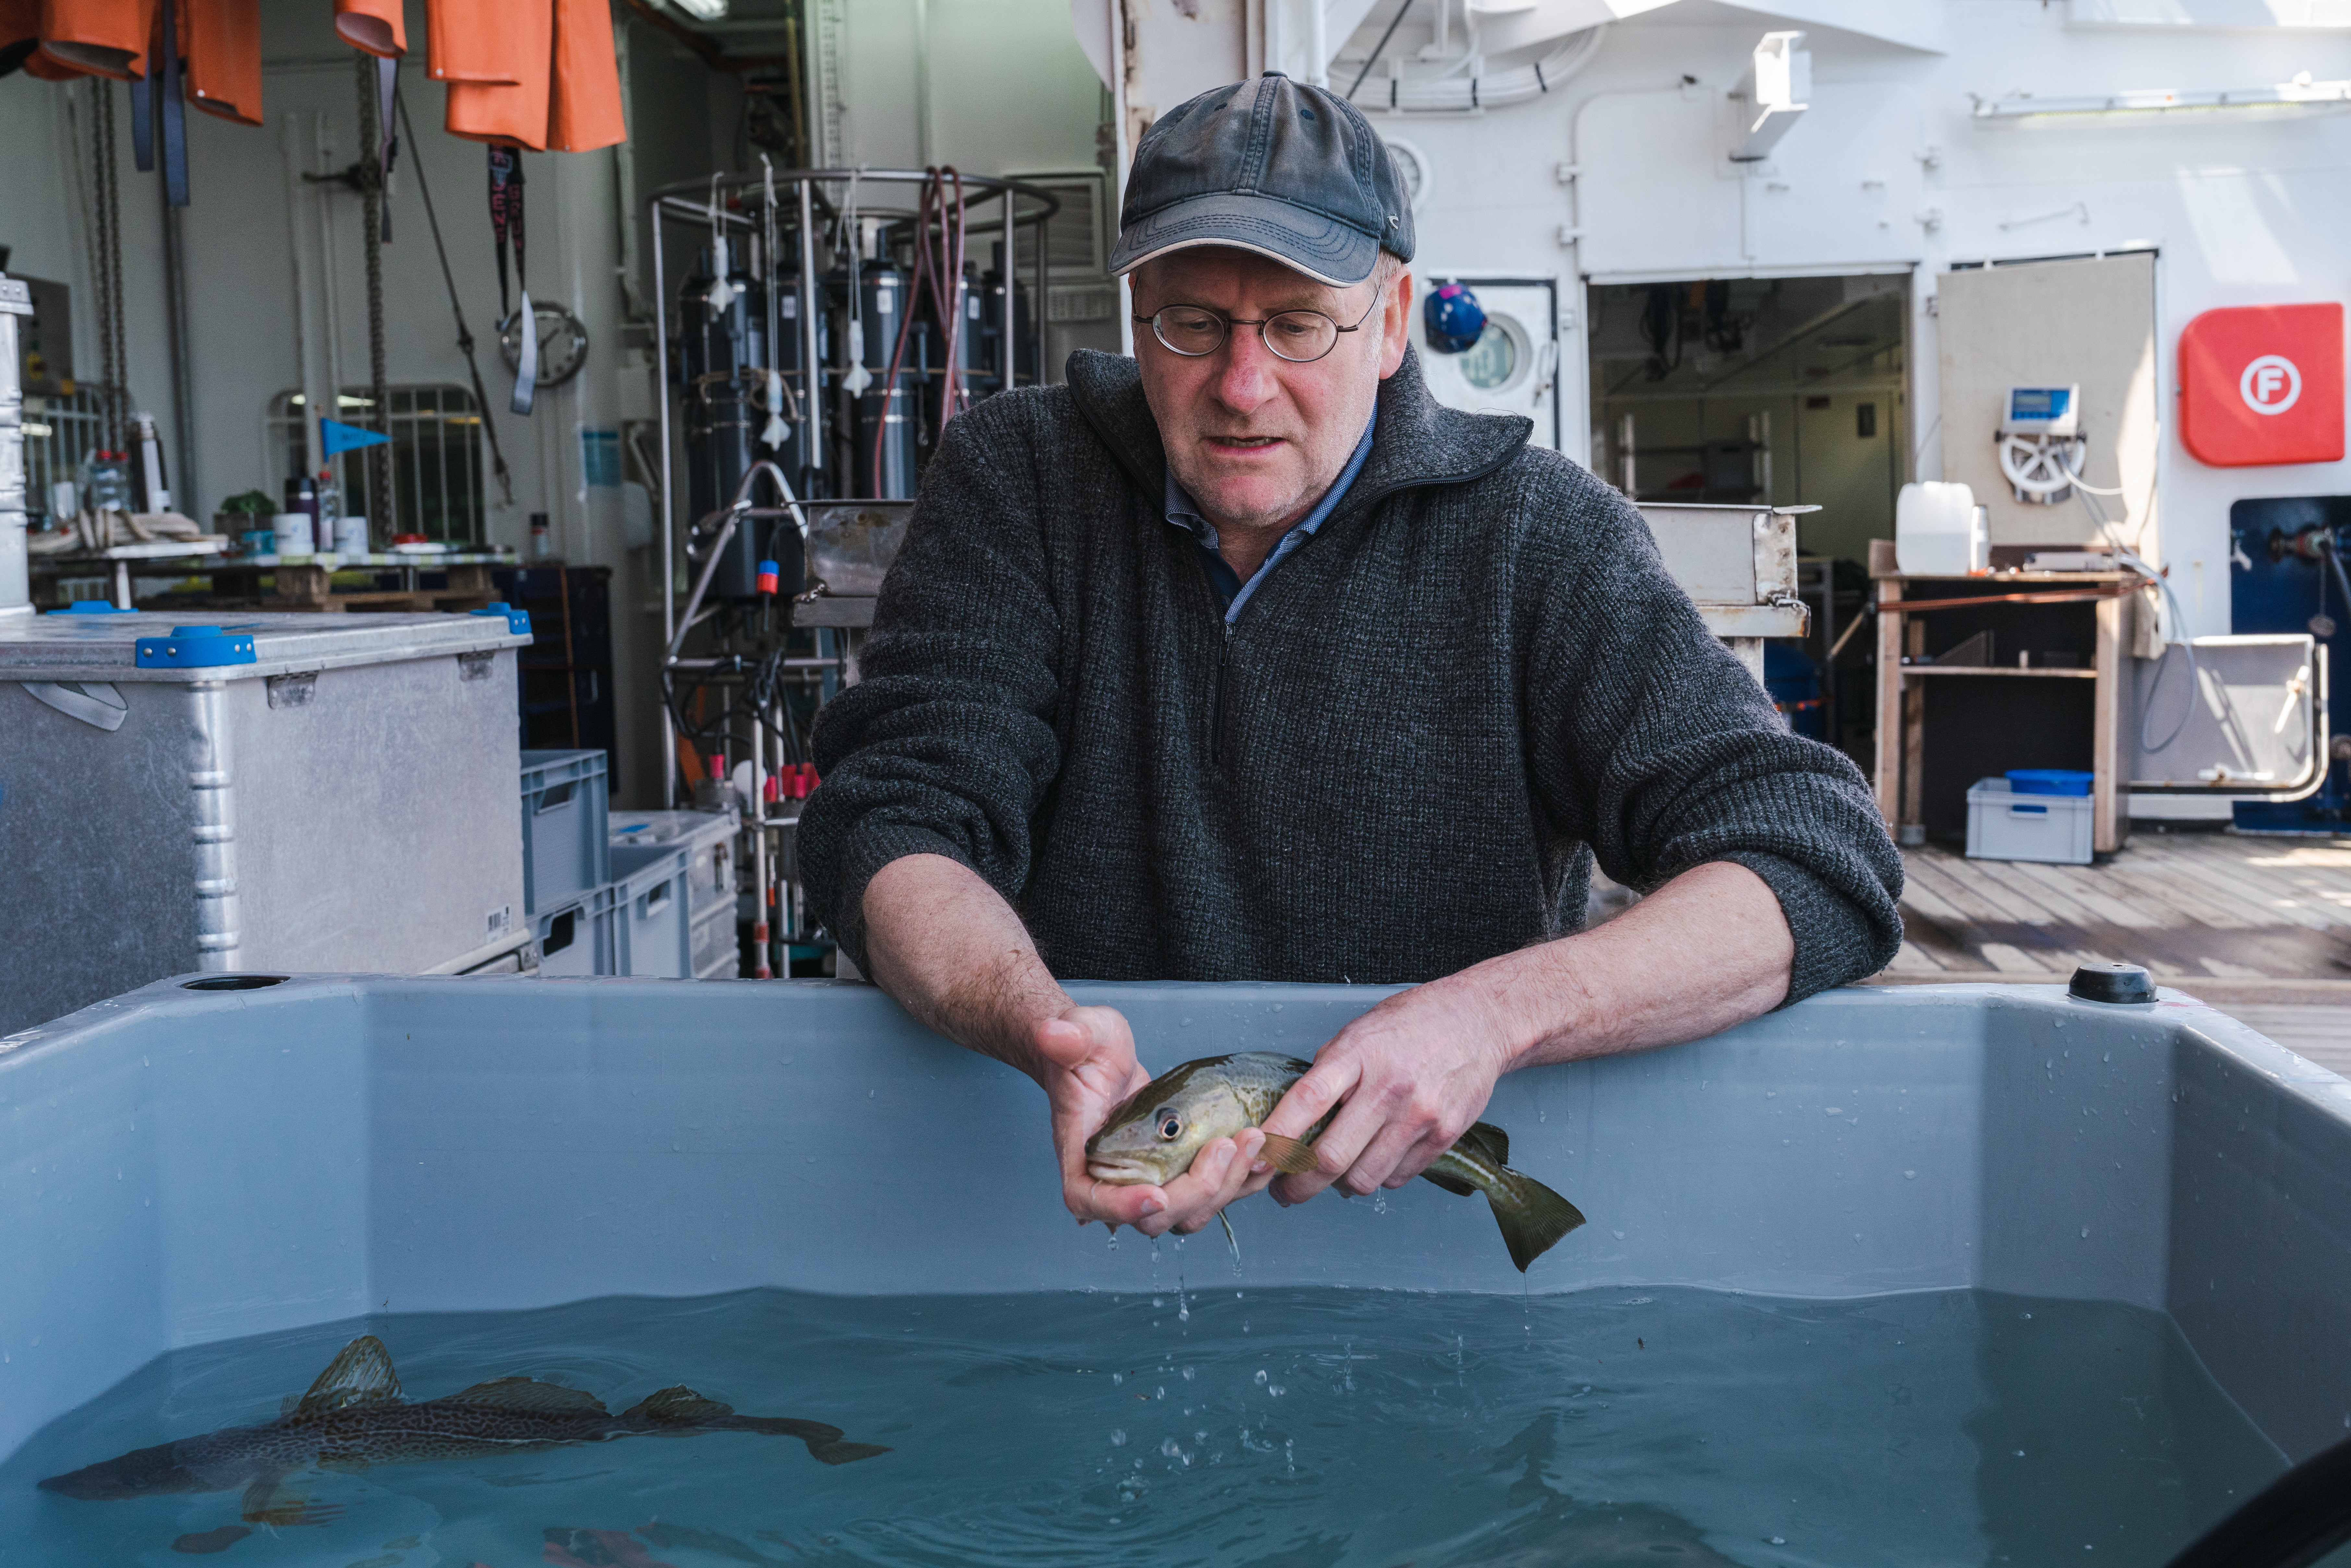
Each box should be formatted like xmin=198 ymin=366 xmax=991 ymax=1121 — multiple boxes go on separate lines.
xmin=1157 ymin=1114 xmax=1183 ymax=1140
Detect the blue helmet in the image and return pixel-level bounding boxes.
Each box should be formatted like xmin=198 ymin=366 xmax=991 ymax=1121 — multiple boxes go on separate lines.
xmin=1423 ymin=282 xmax=1486 ymax=355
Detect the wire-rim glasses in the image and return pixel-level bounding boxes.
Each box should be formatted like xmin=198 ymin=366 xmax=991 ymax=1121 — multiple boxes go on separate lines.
xmin=1134 ymin=279 xmax=1388 ymax=364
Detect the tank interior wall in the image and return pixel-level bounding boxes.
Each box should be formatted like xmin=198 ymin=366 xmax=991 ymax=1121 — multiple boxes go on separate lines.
xmin=2 ymin=980 xmax=2347 ymax=1470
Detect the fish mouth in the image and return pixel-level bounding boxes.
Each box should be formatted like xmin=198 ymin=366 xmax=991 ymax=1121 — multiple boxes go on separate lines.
xmin=1086 ymin=1158 xmax=1161 ymax=1185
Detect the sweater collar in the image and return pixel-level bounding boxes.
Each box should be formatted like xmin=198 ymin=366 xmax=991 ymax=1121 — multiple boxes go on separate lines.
xmin=1065 ymin=345 xmax=1532 ymax=516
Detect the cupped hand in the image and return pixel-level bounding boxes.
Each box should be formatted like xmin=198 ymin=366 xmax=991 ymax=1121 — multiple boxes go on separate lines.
xmin=1259 ymin=974 xmax=1522 ymax=1205
xmin=1035 ymin=1005 xmax=1277 ymax=1239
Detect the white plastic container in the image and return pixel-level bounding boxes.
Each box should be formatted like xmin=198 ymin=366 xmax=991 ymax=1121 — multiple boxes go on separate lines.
xmin=1895 ymin=480 xmax=1985 ymax=576
xmin=334 ymin=514 xmax=369 ymax=555
xmin=1966 ymin=776 xmax=2094 ymax=864
xmin=270 ymin=511 xmax=314 ymax=555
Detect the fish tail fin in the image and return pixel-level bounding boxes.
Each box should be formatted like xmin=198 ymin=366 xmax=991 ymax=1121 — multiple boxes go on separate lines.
xmin=733 ymin=1416 xmax=891 ymax=1465
xmin=1485 ymin=1167 xmax=1587 ymax=1273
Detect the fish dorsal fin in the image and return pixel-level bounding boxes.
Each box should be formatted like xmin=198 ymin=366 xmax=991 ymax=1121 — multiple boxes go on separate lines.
xmin=449 ymin=1376 xmax=608 ymax=1414
xmin=294 ymin=1336 xmax=403 ymax=1417
xmin=624 ymin=1385 xmax=734 ymax=1425
xmin=1462 ymin=1121 xmax=1510 ymax=1168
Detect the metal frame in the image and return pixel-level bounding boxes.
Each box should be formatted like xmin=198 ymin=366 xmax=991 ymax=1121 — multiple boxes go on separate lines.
xmin=645 ymin=168 xmax=1059 ymax=807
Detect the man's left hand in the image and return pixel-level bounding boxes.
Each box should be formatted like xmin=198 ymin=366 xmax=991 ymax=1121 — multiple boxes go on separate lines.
xmin=1256 ymin=974 xmax=1522 ymax=1204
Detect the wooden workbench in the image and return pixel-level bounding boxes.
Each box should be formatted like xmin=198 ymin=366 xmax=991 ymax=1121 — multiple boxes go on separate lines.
xmin=1869 ymin=538 xmax=2140 ymax=855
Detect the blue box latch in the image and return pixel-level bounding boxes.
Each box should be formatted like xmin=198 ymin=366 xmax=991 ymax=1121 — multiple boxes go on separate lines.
xmin=134 ymin=625 xmax=257 ymax=669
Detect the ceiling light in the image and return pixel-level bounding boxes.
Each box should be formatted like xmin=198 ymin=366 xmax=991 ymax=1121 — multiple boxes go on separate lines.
xmin=671 ymin=0 xmax=728 ymax=19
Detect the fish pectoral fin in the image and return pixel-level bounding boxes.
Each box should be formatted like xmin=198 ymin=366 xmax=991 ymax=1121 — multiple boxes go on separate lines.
xmin=238 ymin=1473 xmax=338 ymax=1527
xmin=451 ymin=1376 xmax=609 ymax=1414
xmin=623 ymin=1385 xmax=735 ymax=1425
xmin=1255 ymin=1133 xmax=1319 ymax=1176
xmin=293 ymin=1335 xmax=403 ymax=1417
xmin=1460 ymin=1121 xmax=1510 ymax=1169
xmin=809 ymin=1441 xmax=892 ymax=1465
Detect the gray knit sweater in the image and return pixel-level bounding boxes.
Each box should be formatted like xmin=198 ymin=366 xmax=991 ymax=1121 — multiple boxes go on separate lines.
xmin=802 ymin=348 xmax=1902 ymax=998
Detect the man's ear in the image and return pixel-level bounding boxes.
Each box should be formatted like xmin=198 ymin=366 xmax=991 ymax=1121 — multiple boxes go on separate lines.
xmin=1378 ymin=265 xmax=1414 ymax=379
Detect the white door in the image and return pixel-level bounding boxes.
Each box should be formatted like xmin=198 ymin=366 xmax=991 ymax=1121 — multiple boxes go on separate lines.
xmin=1410 ymin=276 xmax=1561 ymax=451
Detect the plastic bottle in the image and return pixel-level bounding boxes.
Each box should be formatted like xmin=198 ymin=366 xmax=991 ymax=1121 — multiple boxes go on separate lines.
xmin=283 ymin=473 xmax=319 ymax=533
xmin=78 ymin=451 xmax=132 ymax=513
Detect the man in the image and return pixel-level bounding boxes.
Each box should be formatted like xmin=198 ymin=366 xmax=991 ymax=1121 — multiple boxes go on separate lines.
xmin=801 ymin=73 xmax=1902 ymax=1244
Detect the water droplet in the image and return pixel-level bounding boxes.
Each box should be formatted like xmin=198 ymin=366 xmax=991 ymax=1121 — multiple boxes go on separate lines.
xmin=1182 ymin=1367 xmax=1195 ymax=1381
xmin=1373 ymin=1191 xmax=1387 ymax=1214
xmin=1111 ymin=1429 xmax=1127 ymax=1445
xmin=1269 ymin=1384 xmax=1285 ymax=1396
xmin=1904 ymin=1170 xmax=1916 ymax=1179
xmin=1770 ymin=1538 xmax=1787 ymax=1547
xmin=1162 ymin=1437 xmax=1180 ymax=1457
xmin=1285 ymin=1438 xmax=1295 ymax=1474
xmin=1255 ymin=1369 xmax=1268 ymax=1384
xmin=1112 ymin=1371 xmax=1124 ymax=1385
xmin=1156 ymin=1386 xmax=1165 ymax=1399
xmin=2081 ymin=1225 xmax=2091 ymax=1238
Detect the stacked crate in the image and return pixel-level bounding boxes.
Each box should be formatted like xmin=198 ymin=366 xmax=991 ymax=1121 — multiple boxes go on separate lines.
xmin=610 ymin=809 xmax=741 ymax=979
xmin=520 ymin=749 xmax=615 ymax=975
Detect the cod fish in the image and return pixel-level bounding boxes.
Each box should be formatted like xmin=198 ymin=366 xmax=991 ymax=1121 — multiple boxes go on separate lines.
xmin=1085 ymin=1052 xmax=1586 ymax=1272
xmin=38 ymin=1335 xmax=887 ymax=1524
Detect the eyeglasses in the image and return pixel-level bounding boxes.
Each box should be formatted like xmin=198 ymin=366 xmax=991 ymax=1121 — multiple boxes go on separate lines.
xmin=1134 ymin=280 xmax=1388 ymax=364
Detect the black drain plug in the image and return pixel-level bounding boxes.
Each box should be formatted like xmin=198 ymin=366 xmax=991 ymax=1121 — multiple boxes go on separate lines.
xmin=2068 ymin=962 xmax=2155 ymax=1004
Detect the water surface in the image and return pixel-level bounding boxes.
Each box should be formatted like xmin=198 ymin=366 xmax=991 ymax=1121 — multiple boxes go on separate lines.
xmin=0 ymin=1284 xmax=2286 ymax=1567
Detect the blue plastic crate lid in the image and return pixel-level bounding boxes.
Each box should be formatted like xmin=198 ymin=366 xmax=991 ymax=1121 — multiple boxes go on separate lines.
xmin=2006 ymin=768 xmax=2092 ymax=797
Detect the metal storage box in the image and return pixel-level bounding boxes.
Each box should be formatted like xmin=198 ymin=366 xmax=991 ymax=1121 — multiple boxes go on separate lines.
xmin=1968 ymin=775 xmax=2096 ymax=864
xmin=0 ymin=610 xmax=531 ymax=1035
xmin=519 ymin=748 xmax=610 ymax=915
xmin=1 ymin=977 xmax=2346 ymax=1490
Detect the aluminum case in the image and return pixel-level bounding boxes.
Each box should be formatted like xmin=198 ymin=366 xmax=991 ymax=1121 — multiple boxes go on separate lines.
xmin=0 ymin=610 xmax=531 ymax=1033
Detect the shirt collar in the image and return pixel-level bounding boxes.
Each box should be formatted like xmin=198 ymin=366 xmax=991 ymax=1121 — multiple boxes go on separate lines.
xmin=1163 ymin=403 xmax=1380 ymax=547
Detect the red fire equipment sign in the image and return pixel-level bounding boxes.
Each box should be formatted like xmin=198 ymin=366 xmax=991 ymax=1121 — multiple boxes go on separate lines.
xmin=2178 ymin=302 xmax=2344 ymax=467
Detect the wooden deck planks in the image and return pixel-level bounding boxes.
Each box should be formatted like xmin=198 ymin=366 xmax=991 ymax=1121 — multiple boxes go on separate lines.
xmin=1893 ymin=833 xmax=2351 ymax=982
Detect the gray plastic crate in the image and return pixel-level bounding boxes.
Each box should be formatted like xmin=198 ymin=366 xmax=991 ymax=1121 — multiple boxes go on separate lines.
xmin=1966 ymin=776 xmax=2094 ymax=865
xmin=521 ymin=749 xmax=610 ymax=915
xmin=610 ymin=808 xmax=736 ymax=925
xmin=531 ymin=883 xmax=616 ymax=977
xmin=692 ymin=903 xmax=739 ymax=979
xmin=611 ymin=843 xmax=693 ymax=979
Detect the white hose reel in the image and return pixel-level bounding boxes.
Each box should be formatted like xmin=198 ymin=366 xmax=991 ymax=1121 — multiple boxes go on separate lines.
xmin=1996 ymin=384 xmax=2085 ymax=505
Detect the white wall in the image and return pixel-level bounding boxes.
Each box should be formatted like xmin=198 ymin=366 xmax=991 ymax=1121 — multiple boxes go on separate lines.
xmin=1322 ymin=1 xmax=2351 ymax=636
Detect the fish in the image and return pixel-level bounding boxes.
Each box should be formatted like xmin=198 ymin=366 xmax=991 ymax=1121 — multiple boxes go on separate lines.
xmin=1084 ymin=1052 xmax=1586 ymax=1272
xmin=38 ymin=1335 xmax=888 ymax=1525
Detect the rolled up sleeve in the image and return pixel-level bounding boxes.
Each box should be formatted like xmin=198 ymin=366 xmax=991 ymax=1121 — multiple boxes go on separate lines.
xmin=1518 ymin=473 xmax=1904 ymax=1001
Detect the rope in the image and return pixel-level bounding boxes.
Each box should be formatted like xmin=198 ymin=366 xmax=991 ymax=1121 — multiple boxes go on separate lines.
xmin=394 ymin=87 xmax=514 ymax=505
xmin=357 ymin=55 xmax=393 ymax=534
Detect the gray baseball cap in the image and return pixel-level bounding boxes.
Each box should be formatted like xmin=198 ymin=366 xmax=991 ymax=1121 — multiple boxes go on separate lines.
xmin=1109 ymin=72 xmax=1415 ymax=289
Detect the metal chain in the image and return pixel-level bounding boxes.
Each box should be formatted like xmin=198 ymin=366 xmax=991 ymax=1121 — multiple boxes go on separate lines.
xmin=94 ymin=81 xmax=126 ymax=457
xmin=356 ymin=55 xmax=392 ymax=535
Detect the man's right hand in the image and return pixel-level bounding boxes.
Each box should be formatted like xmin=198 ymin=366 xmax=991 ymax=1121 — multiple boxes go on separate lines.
xmin=1037 ymin=1004 xmax=1274 ymax=1238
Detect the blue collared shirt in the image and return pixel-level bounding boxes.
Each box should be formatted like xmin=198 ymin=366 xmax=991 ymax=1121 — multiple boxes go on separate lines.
xmin=1164 ymin=407 xmax=1378 ymax=624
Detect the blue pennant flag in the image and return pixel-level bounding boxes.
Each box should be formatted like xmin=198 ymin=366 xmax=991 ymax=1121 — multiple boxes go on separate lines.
xmin=320 ymin=418 xmax=390 ymax=457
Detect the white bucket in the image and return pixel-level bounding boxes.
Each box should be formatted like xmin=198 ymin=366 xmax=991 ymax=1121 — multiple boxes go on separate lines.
xmin=334 ymin=515 xmax=369 ymax=556
xmin=271 ymin=512 xmax=314 ymax=556
xmin=1895 ymin=481 xmax=1985 ymax=576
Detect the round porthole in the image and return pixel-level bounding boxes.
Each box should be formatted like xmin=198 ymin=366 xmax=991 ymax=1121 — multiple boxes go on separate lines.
xmin=1458 ymin=313 xmax=1530 ymax=392
xmin=180 ymin=974 xmax=290 ymax=991
xmin=1383 ymin=136 xmax=1430 ymax=210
